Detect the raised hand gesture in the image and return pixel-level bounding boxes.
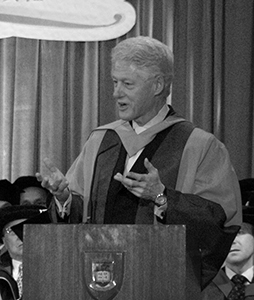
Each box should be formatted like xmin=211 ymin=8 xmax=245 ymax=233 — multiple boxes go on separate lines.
xmin=35 ymin=158 xmax=70 ymax=203
xmin=114 ymin=158 xmax=165 ymax=200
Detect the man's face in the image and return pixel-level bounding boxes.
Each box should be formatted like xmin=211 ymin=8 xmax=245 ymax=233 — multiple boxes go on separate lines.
xmin=20 ymin=187 xmax=47 ymax=207
xmin=111 ymin=60 xmax=160 ymax=126
xmin=2 ymin=219 xmax=26 ymax=262
xmin=226 ymin=223 xmax=254 ymax=269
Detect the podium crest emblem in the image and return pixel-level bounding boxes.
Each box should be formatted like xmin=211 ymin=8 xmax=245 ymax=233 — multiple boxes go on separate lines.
xmin=83 ymin=251 xmax=125 ymax=300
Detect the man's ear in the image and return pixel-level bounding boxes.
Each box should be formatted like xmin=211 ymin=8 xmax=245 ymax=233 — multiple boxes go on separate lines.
xmin=153 ymin=75 xmax=165 ymax=96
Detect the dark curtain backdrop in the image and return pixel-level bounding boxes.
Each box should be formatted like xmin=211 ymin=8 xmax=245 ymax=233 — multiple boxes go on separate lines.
xmin=0 ymin=0 xmax=253 ymax=183
xmin=172 ymin=0 xmax=254 ymax=180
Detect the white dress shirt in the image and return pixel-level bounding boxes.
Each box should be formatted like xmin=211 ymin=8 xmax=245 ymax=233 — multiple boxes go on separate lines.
xmin=225 ymin=265 xmax=254 ymax=284
xmin=124 ymin=104 xmax=169 ymax=174
xmin=12 ymin=259 xmax=22 ymax=281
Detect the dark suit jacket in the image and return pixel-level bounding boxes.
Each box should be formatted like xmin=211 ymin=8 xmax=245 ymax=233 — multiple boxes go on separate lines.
xmin=202 ymin=268 xmax=254 ymax=300
xmin=47 ymin=193 xmax=83 ymax=223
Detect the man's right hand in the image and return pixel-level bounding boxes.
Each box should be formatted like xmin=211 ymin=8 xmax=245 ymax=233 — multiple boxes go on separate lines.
xmin=35 ymin=158 xmax=70 ymax=204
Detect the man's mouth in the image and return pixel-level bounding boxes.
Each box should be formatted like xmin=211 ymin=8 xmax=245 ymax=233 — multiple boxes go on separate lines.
xmin=230 ymin=248 xmax=239 ymax=253
xmin=117 ymin=102 xmax=128 ymax=110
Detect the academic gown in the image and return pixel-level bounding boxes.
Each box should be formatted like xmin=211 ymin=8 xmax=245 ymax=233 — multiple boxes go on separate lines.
xmin=66 ymin=107 xmax=242 ymax=289
xmin=0 ymin=252 xmax=19 ymax=300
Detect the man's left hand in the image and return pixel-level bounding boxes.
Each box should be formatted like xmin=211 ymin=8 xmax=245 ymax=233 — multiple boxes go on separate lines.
xmin=113 ymin=158 xmax=165 ymax=200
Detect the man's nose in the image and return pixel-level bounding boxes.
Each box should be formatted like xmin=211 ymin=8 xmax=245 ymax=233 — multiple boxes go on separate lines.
xmin=113 ymin=82 xmax=123 ymax=98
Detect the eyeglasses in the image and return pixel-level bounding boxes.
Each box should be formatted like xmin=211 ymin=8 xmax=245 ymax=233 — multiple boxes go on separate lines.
xmin=4 ymin=227 xmax=16 ymax=236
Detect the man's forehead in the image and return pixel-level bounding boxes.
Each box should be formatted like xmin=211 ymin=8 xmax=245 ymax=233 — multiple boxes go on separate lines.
xmin=112 ymin=60 xmax=135 ymax=73
xmin=20 ymin=186 xmax=47 ymax=199
xmin=111 ymin=61 xmax=149 ymax=79
xmin=22 ymin=186 xmax=47 ymax=194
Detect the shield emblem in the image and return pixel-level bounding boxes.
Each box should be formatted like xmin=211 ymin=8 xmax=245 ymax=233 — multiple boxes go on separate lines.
xmin=83 ymin=251 xmax=125 ymax=300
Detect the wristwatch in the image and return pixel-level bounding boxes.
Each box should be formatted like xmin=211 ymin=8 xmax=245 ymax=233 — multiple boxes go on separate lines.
xmin=154 ymin=192 xmax=167 ymax=206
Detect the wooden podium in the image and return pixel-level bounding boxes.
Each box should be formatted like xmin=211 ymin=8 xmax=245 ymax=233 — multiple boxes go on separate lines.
xmin=23 ymin=224 xmax=201 ymax=300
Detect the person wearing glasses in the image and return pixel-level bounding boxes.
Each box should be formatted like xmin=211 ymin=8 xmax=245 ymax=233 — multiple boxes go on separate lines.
xmin=0 ymin=205 xmax=46 ymax=300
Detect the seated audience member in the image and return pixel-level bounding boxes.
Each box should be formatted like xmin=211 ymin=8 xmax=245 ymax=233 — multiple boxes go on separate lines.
xmin=0 ymin=205 xmax=50 ymax=300
xmin=46 ymin=190 xmax=83 ymax=224
xmin=0 ymin=200 xmax=11 ymax=256
xmin=14 ymin=176 xmax=83 ymax=223
xmin=13 ymin=176 xmax=50 ymax=207
xmin=0 ymin=179 xmax=17 ymax=258
xmin=202 ymin=181 xmax=254 ymax=300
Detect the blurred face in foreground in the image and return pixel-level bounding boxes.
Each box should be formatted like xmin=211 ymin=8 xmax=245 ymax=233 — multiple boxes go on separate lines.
xmin=2 ymin=219 xmax=26 ymax=262
xmin=226 ymin=223 xmax=254 ymax=273
xmin=111 ymin=60 xmax=163 ymax=126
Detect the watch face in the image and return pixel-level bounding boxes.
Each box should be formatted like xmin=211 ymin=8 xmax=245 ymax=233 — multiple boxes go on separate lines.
xmin=155 ymin=195 xmax=167 ymax=206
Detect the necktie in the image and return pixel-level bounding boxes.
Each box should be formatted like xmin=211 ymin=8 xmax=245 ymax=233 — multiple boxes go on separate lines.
xmin=16 ymin=264 xmax=23 ymax=299
xmin=228 ymin=274 xmax=247 ymax=300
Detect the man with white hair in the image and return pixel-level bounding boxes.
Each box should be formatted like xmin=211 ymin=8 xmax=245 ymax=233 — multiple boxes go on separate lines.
xmin=36 ymin=36 xmax=242 ymax=290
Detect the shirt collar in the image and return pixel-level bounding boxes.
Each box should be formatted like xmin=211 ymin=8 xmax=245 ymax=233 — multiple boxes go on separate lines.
xmin=225 ymin=265 xmax=254 ymax=282
xmin=132 ymin=104 xmax=169 ymax=134
xmin=12 ymin=259 xmax=22 ymax=268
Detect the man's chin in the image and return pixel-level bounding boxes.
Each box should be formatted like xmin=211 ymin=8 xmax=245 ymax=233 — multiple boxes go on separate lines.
xmin=226 ymin=253 xmax=242 ymax=263
xmin=119 ymin=112 xmax=132 ymax=121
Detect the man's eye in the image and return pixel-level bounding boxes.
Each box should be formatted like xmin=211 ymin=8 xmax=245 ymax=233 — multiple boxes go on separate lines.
xmin=124 ymin=82 xmax=133 ymax=87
